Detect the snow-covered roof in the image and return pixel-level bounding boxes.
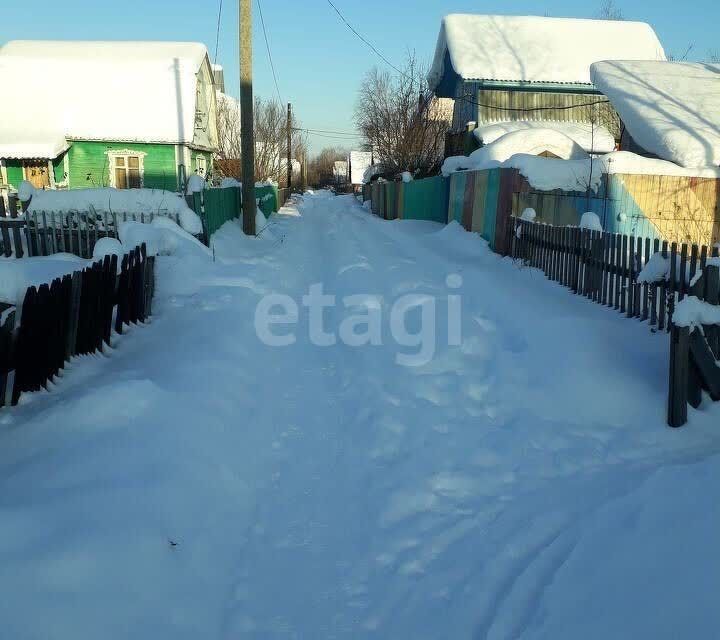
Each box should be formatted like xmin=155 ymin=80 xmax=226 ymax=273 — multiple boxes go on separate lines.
xmin=0 ymin=40 xmax=212 ymax=159
xmin=474 ymin=121 xmax=616 ymax=154
xmin=429 ymin=15 xmax=666 ymax=93
xmin=591 ymin=60 xmax=720 ymax=169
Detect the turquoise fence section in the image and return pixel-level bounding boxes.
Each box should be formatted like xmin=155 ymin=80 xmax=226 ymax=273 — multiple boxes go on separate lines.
xmin=401 ymin=176 xmax=449 ymax=224
xmin=603 ymin=175 xmax=664 ymax=242
xmin=192 ymin=187 xmax=241 ymax=240
xmin=448 ymin=173 xmax=467 ymax=225
xmin=190 ymin=185 xmax=283 ymax=241
xmin=255 ymin=184 xmax=280 ymax=218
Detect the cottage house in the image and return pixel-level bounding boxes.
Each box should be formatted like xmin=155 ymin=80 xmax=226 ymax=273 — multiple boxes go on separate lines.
xmin=0 ymin=40 xmax=218 ymax=199
xmin=428 ymin=15 xmax=666 ymax=156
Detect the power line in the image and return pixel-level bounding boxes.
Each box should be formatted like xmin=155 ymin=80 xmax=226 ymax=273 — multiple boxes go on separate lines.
xmin=256 ymin=0 xmax=284 ymax=105
xmin=301 ymin=131 xmax=364 ymax=141
xmin=293 ymin=126 xmax=361 ymax=137
xmin=457 ymin=93 xmax=611 ymax=113
xmin=324 ymin=0 xmax=610 ymax=117
xmin=213 ymin=0 xmax=223 ymax=67
xmin=325 ymin=0 xmax=407 ymax=78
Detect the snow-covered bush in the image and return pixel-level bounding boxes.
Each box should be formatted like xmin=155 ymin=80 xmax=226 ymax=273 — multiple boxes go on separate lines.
xmin=186 ymin=174 xmax=206 ymax=194
xmin=579 ymin=212 xmax=603 ymax=232
xmin=520 ymin=208 xmax=537 ymax=222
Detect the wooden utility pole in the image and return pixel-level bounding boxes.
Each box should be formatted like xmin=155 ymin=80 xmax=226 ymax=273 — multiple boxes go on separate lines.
xmin=240 ymin=0 xmax=256 ymax=235
xmin=286 ymin=103 xmax=292 ymax=190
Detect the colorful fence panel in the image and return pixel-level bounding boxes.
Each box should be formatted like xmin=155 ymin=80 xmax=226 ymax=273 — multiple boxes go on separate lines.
xmin=401 ymin=176 xmax=449 ymax=224
xmin=363 ymin=177 xmax=450 ymax=224
xmin=255 ymin=184 xmax=281 ymax=217
xmin=605 ymin=174 xmax=720 ymax=246
xmin=191 ymin=185 xmax=284 ymax=241
xmin=384 ymin=182 xmax=398 ymax=220
xmin=195 ymin=187 xmax=242 ymax=240
xmin=363 ymin=170 xmax=720 ymax=254
xmin=447 ymin=169 xmax=513 ymax=253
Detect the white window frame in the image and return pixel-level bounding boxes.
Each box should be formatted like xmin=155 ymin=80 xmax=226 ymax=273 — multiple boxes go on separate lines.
xmin=106 ymin=149 xmax=147 ymax=189
xmin=195 ymin=154 xmax=207 ymax=176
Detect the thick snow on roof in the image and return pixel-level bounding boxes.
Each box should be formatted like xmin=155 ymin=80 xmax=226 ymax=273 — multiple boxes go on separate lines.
xmin=429 ymin=15 xmax=665 ymax=89
xmin=443 ymin=147 xmax=720 ymax=192
xmin=591 ymin=60 xmax=720 ymax=169
xmin=0 ymin=40 xmax=210 ymax=159
xmin=474 ymin=121 xmax=616 ymax=154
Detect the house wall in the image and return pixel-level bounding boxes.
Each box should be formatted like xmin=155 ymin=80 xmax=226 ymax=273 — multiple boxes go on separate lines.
xmin=4 ymin=160 xmax=24 ymax=189
xmin=191 ymin=57 xmax=219 ymax=151
xmin=452 ymin=82 xmax=621 ymax=139
xmin=67 ymin=141 xmax=178 ymax=191
xmin=53 ymin=153 xmax=67 ymax=185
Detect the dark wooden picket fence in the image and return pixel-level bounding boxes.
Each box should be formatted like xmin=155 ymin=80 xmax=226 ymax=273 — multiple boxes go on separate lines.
xmin=0 ymin=244 xmax=155 ymax=407
xmin=2 ymin=210 xmax=180 ymax=258
xmin=509 ymin=218 xmax=720 ymax=427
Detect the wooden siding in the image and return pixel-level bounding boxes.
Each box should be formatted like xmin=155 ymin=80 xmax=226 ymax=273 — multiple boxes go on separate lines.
xmin=4 ymin=161 xmax=24 ymax=189
xmin=607 ymin=174 xmax=720 ymax=246
xmin=452 ymin=82 xmax=621 ymax=139
xmin=67 ymin=141 xmax=178 ymax=191
xmin=52 ymin=153 xmax=66 ymax=185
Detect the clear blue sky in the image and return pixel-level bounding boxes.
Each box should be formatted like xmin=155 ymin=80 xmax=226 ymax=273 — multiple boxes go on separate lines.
xmin=2 ymin=0 xmax=717 ymax=154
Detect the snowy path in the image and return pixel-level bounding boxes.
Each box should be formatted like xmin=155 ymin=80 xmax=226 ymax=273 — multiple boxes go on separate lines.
xmin=1 ymin=192 xmax=719 ymax=639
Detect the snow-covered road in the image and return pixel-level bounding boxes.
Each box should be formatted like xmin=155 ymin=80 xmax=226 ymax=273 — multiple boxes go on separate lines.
xmin=1 ymin=192 xmax=719 ymax=639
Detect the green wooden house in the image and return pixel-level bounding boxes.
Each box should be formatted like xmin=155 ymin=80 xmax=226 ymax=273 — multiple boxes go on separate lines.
xmin=0 ymin=40 xmax=218 ymax=199
xmin=428 ymin=15 xmax=666 ymax=155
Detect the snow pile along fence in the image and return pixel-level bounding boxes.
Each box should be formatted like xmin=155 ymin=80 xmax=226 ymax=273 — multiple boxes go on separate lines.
xmin=0 ymin=244 xmax=155 ymax=407
xmin=510 ymin=217 xmax=720 ymax=427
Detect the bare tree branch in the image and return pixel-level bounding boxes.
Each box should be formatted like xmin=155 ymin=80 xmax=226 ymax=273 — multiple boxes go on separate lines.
xmin=215 ymin=93 xmax=307 ymax=185
xmin=354 ymin=53 xmax=451 ymax=179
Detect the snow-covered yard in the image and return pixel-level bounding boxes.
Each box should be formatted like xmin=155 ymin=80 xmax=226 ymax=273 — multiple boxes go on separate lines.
xmin=0 ymin=191 xmax=718 ymax=639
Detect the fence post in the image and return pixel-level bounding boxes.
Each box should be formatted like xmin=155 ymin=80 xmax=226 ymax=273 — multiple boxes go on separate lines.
xmin=705 ymin=265 xmax=719 ymax=358
xmin=0 ymin=306 xmax=16 ymax=407
xmin=668 ymin=324 xmax=690 ymax=427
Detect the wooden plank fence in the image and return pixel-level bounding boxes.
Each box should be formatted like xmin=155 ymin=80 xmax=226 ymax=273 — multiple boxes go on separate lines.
xmin=510 ymin=218 xmax=720 ymax=427
xmin=0 ymin=243 xmax=155 ymax=407
xmin=0 ymin=211 xmax=180 ymax=258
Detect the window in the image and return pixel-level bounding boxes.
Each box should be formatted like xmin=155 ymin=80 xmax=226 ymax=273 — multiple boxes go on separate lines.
xmin=195 ymin=155 xmax=207 ymax=176
xmin=113 ymin=155 xmax=142 ymax=189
